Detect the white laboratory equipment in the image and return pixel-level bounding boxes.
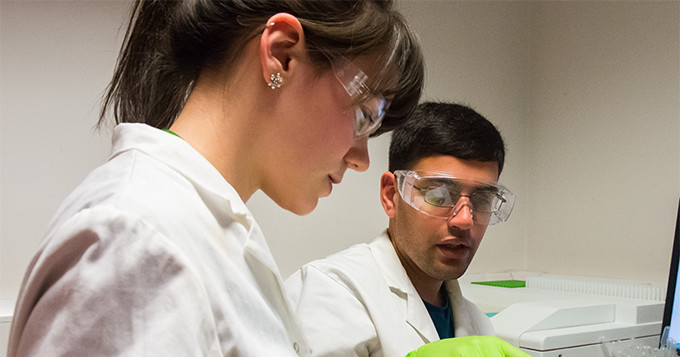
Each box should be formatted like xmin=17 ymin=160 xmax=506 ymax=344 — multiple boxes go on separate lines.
xmin=460 ymin=273 xmax=666 ymax=357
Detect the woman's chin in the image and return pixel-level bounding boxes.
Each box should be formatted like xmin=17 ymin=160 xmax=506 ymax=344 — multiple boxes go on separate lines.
xmin=281 ymin=197 xmax=319 ymax=217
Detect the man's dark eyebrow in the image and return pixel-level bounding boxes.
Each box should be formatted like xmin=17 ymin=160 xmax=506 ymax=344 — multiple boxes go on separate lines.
xmin=473 ymin=184 xmax=499 ymax=193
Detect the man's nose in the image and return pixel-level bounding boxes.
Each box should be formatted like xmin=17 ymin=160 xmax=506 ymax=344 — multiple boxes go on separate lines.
xmin=448 ymin=197 xmax=474 ymax=230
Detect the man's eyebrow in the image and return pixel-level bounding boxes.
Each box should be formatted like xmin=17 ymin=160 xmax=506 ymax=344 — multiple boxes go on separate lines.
xmin=472 ymin=184 xmax=499 ymax=193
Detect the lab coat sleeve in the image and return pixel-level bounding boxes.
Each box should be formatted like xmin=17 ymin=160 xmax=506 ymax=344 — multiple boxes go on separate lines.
xmin=9 ymin=208 xmax=221 ymax=357
xmin=287 ymin=265 xmax=380 ymax=357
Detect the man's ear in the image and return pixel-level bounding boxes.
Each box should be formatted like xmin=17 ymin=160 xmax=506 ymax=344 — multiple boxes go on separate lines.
xmin=380 ymin=171 xmax=399 ymax=218
xmin=259 ymin=13 xmax=305 ymax=86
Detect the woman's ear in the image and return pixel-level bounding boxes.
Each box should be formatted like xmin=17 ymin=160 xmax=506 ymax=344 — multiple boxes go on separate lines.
xmin=380 ymin=171 xmax=399 ymax=218
xmin=259 ymin=13 xmax=305 ymax=87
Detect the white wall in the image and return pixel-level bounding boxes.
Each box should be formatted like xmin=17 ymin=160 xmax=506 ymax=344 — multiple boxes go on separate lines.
xmin=1 ymin=1 xmax=678 ymax=303
xmin=0 ymin=1 xmax=126 ymax=300
xmin=524 ymin=1 xmax=680 ymax=283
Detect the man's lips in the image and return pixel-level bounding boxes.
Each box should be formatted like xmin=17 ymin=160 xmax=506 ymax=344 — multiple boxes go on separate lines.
xmin=436 ymin=241 xmax=470 ymax=259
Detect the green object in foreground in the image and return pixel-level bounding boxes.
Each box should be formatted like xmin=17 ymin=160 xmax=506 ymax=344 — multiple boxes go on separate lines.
xmin=471 ymin=280 xmax=526 ymax=288
xmin=405 ymin=336 xmax=531 ymax=357
xmin=162 ymin=128 xmax=181 ymax=138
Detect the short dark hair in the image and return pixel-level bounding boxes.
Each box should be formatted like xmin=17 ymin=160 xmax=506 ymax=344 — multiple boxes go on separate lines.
xmin=388 ymin=102 xmax=506 ymax=174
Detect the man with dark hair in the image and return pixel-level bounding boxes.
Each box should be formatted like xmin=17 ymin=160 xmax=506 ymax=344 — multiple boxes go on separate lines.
xmin=286 ymin=102 xmax=522 ymax=356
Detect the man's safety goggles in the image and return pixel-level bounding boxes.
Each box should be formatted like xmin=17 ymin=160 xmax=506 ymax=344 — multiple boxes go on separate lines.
xmin=394 ymin=170 xmax=515 ymax=226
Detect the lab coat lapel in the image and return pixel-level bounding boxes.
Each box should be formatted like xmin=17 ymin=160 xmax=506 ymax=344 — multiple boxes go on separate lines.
xmin=447 ymin=279 xmax=472 ymax=337
xmin=243 ymin=220 xmax=311 ymax=355
xmin=184 ymin=166 xmax=308 ymax=352
xmin=370 ymin=232 xmax=440 ymax=343
xmin=241 ymin=222 xmax=297 ymax=327
xmin=242 ymin=222 xmax=288 ymax=312
xmin=195 ymin=178 xmax=307 ymax=352
xmin=405 ymin=288 xmax=440 ymax=343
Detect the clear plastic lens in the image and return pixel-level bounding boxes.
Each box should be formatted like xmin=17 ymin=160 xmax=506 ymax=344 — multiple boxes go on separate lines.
xmin=421 ymin=184 xmax=453 ymax=206
xmin=354 ymin=97 xmax=387 ymax=137
xmin=355 ymin=108 xmax=373 ymax=136
xmin=331 ymin=56 xmax=388 ymax=138
xmin=420 ymin=186 xmax=501 ymax=213
xmin=394 ymin=170 xmax=515 ymax=225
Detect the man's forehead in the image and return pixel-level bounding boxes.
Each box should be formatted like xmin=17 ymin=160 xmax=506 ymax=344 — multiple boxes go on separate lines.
xmin=410 ymin=155 xmax=499 ymax=183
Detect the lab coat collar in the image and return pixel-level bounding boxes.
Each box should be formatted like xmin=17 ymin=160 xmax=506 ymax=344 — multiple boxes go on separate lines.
xmin=110 ymin=123 xmax=253 ymax=231
xmin=110 ymin=123 xmax=290 ymax=308
xmin=369 ymin=231 xmax=440 ymax=343
xmin=109 ymin=124 xmax=287 ymax=270
xmin=110 ymin=124 xmax=309 ymax=354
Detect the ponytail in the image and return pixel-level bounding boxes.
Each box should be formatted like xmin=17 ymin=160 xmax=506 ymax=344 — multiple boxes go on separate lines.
xmin=99 ymin=0 xmax=196 ymax=129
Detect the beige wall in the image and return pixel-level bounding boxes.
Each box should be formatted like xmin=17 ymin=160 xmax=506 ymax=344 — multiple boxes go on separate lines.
xmin=0 ymin=1 xmax=125 ymax=300
xmin=1 ymin=1 xmax=678 ymax=301
xmin=524 ymin=2 xmax=680 ymax=282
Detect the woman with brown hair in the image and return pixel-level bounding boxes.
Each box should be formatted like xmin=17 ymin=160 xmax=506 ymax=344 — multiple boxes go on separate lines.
xmin=8 ymin=1 xmax=424 ymax=356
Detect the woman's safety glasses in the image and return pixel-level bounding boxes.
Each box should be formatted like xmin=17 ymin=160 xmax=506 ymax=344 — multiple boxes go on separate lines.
xmin=394 ymin=170 xmax=515 ymax=226
xmin=331 ymin=57 xmax=389 ymax=138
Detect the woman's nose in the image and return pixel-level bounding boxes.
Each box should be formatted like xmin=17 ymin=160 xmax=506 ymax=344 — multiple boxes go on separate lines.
xmin=344 ymin=135 xmax=370 ymax=172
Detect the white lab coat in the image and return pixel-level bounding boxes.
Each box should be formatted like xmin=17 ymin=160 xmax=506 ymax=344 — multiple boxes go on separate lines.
xmin=286 ymin=232 xmax=493 ymax=357
xmin=8 ymin=123 xmax=310 ymax=357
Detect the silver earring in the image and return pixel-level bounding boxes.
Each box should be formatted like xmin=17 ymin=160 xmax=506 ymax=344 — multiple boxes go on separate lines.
xmin=268 ymin=73 xmax=283 ymax=89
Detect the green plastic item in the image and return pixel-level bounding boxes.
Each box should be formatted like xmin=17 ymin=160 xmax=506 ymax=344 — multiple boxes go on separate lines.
xmin=405 ymin=336 xmax=531 ymax=357
xmin=470 ymin=280 xmax=526 ymax=288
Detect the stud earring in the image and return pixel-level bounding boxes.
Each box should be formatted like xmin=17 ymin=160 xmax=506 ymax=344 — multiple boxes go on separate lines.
xmin=268 ymin=73 xmax=283 ymax=89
